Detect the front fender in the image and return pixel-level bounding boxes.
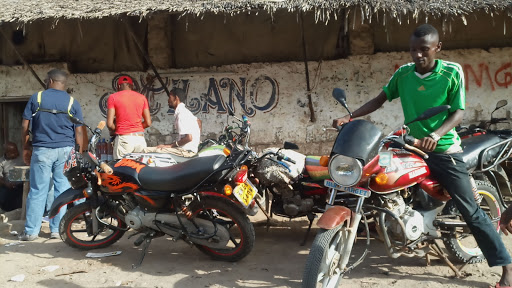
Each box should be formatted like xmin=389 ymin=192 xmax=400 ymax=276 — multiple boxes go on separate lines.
xmin=317 ymin=206 xmax=353 ymax=230
xmin=48 ymin=188 xmax=85 ymax=218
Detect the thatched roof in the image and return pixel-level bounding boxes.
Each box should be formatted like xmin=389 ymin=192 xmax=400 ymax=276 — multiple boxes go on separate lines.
xmin=1 ymin=0 xmax=512 ymax=24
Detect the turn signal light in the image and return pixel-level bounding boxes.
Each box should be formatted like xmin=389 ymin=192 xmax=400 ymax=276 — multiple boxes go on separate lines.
xmin=319 ymin=155 xmax=330 ymax=167
xmin=375 ymin=172 xmax=389 ymax=185
xmin=223 ymin=147 xmax=231 ymax=156
xmin=82 ymin=187 xmax=93 ymax=198
xmin=224 ymin=185 xmax=233 ymax=196
xmin=240 ymin=165 xmax=248 ymax=170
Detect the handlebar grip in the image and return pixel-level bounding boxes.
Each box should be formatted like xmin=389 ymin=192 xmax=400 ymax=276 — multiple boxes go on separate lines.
xmin=403 ymin=135 xmax=417 ymax=146
xmin=97 ymin=121 xmax=106 ymax=130
xmin=99 ymin=162 xmax=113 ymax=175
xmin=404 ymin=144 xmax=429 ymax=159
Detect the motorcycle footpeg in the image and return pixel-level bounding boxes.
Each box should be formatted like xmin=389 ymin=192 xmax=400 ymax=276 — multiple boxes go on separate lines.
xmin=134 ymin=234 xmax=146 ymax=246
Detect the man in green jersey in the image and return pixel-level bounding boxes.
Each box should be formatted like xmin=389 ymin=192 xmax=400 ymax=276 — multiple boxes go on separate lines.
xmin=333 ymin=24 xmax=512 ymax=288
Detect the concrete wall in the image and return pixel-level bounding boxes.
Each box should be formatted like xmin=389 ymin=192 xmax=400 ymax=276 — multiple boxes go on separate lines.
xmin=1 ymin=47 xmax=511 ymax=155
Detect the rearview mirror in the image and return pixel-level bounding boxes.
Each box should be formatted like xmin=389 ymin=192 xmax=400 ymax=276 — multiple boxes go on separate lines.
xmin=227 ymin=105 xmax=235 ymax=117
xmin=332 ymin=88 xmax=352 ymax=117
xmin=405 ymin=105 xmax=451 ymax=126
xmin=332 ymin=88 xmax=347 ymax=107
xmin=495 ymin=100 xmax=508 ymax=110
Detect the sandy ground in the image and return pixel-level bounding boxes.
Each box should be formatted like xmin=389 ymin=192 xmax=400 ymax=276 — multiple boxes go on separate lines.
xmin=0 ymin=208 xmax=510 ymax=288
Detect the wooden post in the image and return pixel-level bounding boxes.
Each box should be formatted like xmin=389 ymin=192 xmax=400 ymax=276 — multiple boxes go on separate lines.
xmin=8 ymin=166 xmax=30 ymax=220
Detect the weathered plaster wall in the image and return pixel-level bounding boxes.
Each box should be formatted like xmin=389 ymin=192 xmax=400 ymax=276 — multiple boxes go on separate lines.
xmin=1 ymin=48 xmax=511 ymax=155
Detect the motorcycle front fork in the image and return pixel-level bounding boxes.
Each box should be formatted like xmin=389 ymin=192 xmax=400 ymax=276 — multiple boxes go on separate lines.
xmin=326 ymin=188 xmax=367 ymax=270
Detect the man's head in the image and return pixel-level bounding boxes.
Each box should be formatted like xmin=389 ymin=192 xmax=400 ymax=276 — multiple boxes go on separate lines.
xmin=117 ymin=76 xmax=134 ymax=91
xmin=45 ymin=69 xmax=68 ymax=90
xmin=4 ymin=142 xmax=19 ymax=160
xmin=409 ymin=24 xmax=442 ymax=74
xmin=168 ymin=88 xmax=186 ymax=109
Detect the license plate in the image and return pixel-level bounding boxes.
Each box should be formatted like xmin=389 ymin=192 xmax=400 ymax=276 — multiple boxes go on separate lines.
xmin=233 ymin=179 xmax=257 ymax=208
xmin=323 ymin=179 xmax=371 ymax=198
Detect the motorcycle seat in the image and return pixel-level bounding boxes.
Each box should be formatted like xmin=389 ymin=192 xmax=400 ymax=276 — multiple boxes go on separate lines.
xmin=461 ymin=134 xmax=503 ymax=171
xmin=138 ymin=154 xmax=226 ymax=192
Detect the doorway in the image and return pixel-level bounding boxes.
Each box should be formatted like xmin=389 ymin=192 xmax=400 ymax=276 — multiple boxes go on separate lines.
xmin=0 ymin=101 xmax=28 ymax=155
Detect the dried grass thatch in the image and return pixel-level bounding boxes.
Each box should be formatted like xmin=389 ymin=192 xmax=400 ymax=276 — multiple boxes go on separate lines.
xmin=1 ymin=0 xmax=512 ymax=24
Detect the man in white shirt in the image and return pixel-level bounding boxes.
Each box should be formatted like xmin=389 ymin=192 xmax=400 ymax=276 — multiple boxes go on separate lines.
xmin=143 ymin=88 xmax=201 ymax=157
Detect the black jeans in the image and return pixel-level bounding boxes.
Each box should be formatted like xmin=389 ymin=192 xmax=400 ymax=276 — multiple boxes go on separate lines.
xmin=426 ymin=152 xmax=511 ymax=266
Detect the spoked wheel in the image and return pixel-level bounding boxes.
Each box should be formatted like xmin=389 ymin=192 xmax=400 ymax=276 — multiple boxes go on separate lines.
xmin=60 ymin=202 xmax=127 ymax=249
xmin=302 ymin=223 xmax=351 ymax=288
xmin=443 ymin=180 xmax=503 ymax=263
xmin=188 ymin=196 xmax=255 ymax=262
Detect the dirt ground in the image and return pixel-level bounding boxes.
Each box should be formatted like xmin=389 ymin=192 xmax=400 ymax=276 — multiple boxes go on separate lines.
xmin=0 ymin=208 xmax=509 ymax=288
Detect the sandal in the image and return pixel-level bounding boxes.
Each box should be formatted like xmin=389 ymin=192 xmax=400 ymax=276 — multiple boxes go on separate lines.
xmin=490 ymin=283 xmax=512 ymax=288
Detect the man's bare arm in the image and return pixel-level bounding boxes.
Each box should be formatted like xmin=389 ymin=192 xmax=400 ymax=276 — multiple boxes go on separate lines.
xmin=75 ymin=126 xmax=86 ymax=153
xmin=106 ymin=108 xmax=116 ymax=132
xmin=142 ymin=109 xmax=152 ymax=129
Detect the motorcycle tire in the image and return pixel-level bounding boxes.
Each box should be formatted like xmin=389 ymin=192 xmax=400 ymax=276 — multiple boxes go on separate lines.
xmin=188 ymin=195 xmax=255 ymax=262
xmin=443 ymin=180 xmax=503 ymax=264
xmin=60 ymin=202 xmax=127 ymax=250
xmin=301 ymin=224 xmax=349 ymax=288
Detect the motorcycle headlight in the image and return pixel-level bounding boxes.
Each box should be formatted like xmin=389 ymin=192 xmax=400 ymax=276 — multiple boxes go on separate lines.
xmin=328 ymin=154 xmax=363 ymax=187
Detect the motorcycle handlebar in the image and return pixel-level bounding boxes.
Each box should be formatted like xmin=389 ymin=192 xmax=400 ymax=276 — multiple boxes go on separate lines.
xmin=100 ymin=162 xmax=113 ymax=175
xmin=278 ymin=153 xmax=296 ymax=164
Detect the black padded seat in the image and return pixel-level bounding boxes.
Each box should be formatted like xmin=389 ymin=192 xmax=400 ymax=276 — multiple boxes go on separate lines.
xmin=461 ymin=134 xmax=503 ymax=171
xmin=138 ymin=154 xmax=226 ymax=192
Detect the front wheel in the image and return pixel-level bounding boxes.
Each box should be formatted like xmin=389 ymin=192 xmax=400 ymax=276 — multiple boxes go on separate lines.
xmin=188 ymin=196 xmax=255 ymax=262
xmin=302 ymin=223 xmax=352 ymax=288
xmin=443 ymin=180 xmax=503 ymax=263
xmin=60 ymin=202 xmax=127 ymax=250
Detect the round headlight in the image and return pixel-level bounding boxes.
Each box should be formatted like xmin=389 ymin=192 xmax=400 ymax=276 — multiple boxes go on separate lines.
xmin=328 ymin=154 xmax=363 ymax=187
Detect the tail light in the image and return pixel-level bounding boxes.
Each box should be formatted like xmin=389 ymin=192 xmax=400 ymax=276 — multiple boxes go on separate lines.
xmin=234 ymin=169 xmax=248 ymax=184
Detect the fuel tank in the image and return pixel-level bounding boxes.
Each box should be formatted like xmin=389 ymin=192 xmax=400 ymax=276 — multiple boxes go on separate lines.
xmin=99 ymin=158 xmax=144 ymax=194
xmin=368 ymin=149 xmax=430 ymax=193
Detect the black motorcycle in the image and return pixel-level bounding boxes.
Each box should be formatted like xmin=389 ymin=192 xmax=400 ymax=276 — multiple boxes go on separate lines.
xmin=49 ymin=118 xmax=256 ymax=268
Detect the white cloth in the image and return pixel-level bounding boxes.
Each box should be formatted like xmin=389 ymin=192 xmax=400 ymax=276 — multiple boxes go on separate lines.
xmin=175 ymin=103 xmax=200 ymax=153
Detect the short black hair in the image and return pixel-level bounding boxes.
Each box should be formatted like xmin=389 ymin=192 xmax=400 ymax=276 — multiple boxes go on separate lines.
xmin=170 ymin=87 xmax=186 ymax=101
xmin=47 ymin=69 xmax=68 ymax=83
xmin=413 ymin=24 xmax=439 ymax=38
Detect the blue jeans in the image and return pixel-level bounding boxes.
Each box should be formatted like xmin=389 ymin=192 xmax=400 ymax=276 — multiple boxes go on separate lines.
xmin=25 ymin=146 xmax=72 ymax=235
xmin=426 ymin=152 xmax=512 ymax=266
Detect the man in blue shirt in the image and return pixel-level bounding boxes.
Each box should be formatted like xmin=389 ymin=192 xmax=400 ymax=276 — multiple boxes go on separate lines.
xmin=19 ymin=69 xmax=85 ymax=241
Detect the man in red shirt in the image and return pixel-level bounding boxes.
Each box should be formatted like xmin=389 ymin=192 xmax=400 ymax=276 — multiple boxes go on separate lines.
xmin=107 ymin=76 xmax=152 ymax=159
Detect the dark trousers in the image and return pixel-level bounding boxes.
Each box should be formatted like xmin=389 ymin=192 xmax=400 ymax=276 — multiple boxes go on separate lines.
xmin=426 ymin=152 xmax=511 ymax=266
xmin=0 ymin=183 xmax=23 ymax=211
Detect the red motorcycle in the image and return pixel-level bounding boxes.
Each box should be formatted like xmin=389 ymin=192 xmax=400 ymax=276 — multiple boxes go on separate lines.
xmin=302 ymin=89 xmax=504 ymax=287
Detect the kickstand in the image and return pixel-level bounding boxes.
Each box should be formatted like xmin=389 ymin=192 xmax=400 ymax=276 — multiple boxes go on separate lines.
xmin=426 ymin=241 xmax=467 ymax=278
xmin=132 ymin=232 xmax=155 ymax=269
xmin=300 ymin=213 xmax=316 ymax=246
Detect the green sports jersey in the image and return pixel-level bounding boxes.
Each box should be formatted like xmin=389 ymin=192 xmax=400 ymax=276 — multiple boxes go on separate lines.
xmin=383 ymin=59 xmax=465 ymax=153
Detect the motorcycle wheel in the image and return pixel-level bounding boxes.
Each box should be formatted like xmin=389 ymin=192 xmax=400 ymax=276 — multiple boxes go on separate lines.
xmin=188 ymin=195 xmax=255 ymax=262
xmin=301 ymin=224 xmax=349 ymax=288
xmin=443 ymin=180 xmax=503 ymax=263
xmin=60 ymin=202 xmax=127 ymax=250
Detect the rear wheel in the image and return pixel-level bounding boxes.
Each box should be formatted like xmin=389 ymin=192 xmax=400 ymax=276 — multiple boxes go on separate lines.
xmin=302 ymin=223 xmax=351 ymax=288
xmin=443 ymin=180 xmax=503 ymax=263
xmin=60 ymin=202 xmax=127 ymax=250
xmin=188 ymin=196 xmax=255 ymax=262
